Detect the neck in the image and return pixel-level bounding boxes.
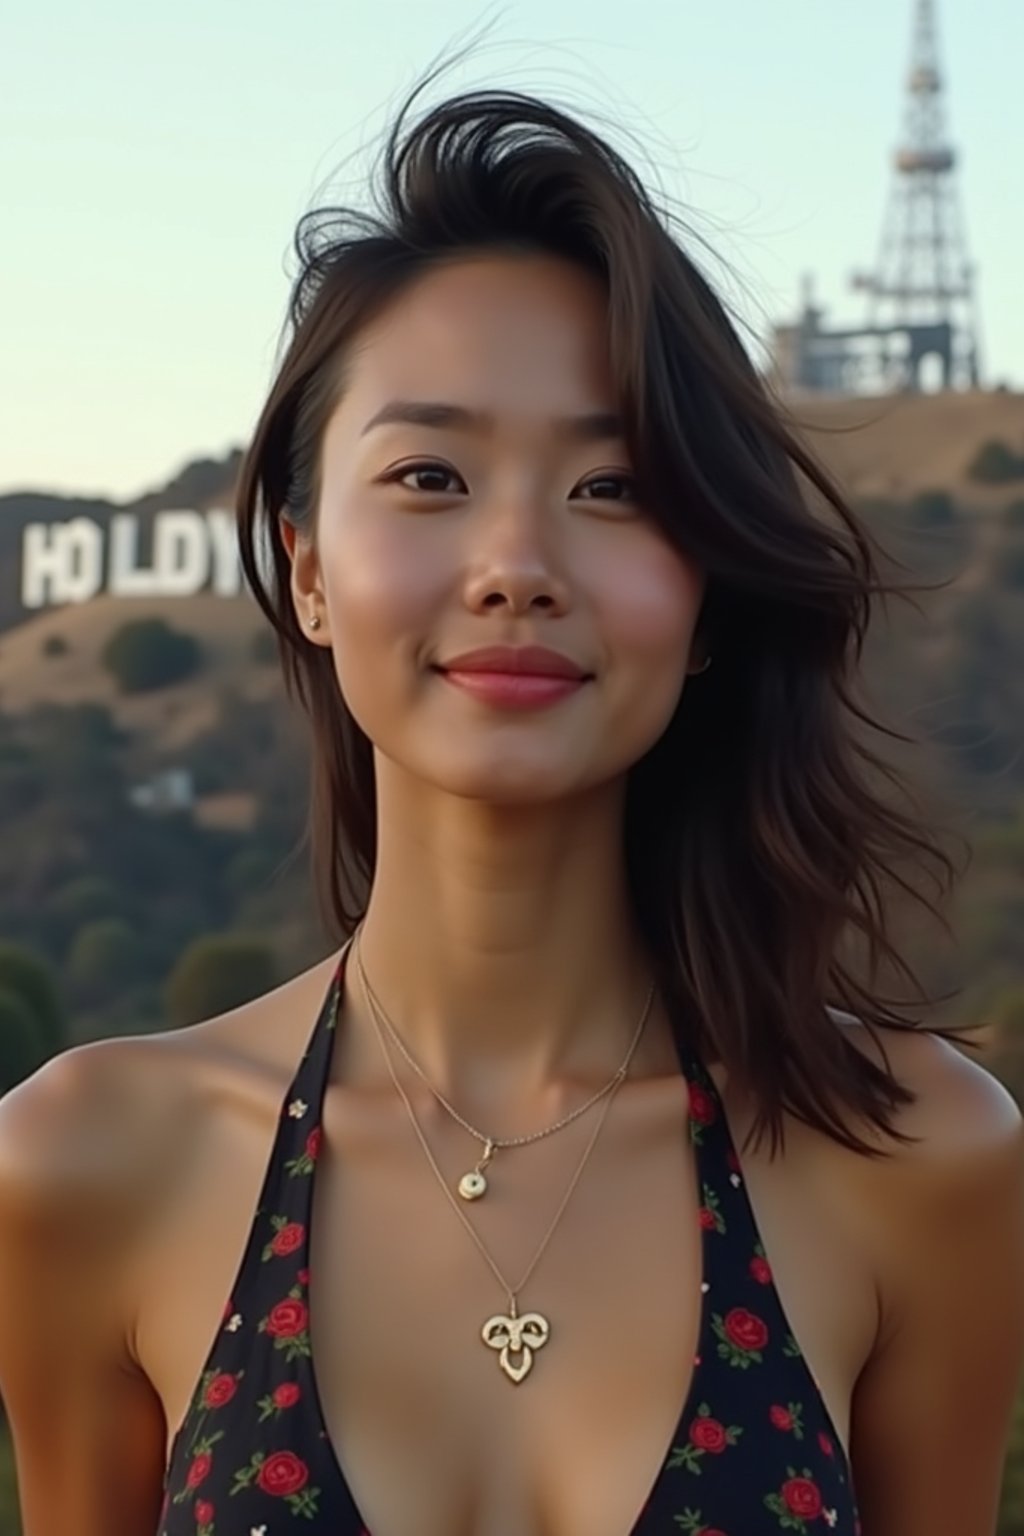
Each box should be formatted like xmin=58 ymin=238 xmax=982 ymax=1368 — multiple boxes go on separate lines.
xmin=349 ymin=759 xmax=670 ymax=1117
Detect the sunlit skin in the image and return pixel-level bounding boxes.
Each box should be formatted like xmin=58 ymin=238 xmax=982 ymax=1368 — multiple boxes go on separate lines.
xmin=282 ymin=253 xmax=707 ymax=1113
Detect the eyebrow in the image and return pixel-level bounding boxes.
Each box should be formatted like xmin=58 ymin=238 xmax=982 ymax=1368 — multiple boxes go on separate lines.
xmin=360 ymin=400 xmax=625 ymax=443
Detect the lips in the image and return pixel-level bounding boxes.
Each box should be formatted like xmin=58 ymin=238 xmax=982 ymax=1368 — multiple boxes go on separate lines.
xmin=436 ymin=645 xmax=589 ymax=680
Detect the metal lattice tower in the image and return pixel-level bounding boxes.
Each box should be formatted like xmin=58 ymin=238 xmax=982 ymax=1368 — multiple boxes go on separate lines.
xmin=852 ymin=0 xmax=981 ymax=389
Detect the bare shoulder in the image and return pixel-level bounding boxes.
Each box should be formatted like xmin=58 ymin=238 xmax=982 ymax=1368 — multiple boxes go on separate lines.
xmin=0 ymin=954 xmax=343 ymax=1535
xmin=838 ymin=1015 xmax=1023 ymax=1174
xmin=0 ymin=945 xmax=342 ymax=1228
xmin=0 ymin=948 xmax=342 ymax=1344
xmin=0 ymin=1032 xmax=200 ymax=1533
xmin=826 ymin=1017 xmax=1024 ymax=1338
xmin=834 ymin=1022 xmax=1024 ymax=1532
xmin=839 ymin=1018 xmax=1024 ymax=1392
xmin=0 ymin=1029 xmax=193 ymax=1234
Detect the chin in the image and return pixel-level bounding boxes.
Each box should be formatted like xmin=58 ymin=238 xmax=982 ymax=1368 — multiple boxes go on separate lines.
xmin=420 ymin=751 xmax=599 ymax=807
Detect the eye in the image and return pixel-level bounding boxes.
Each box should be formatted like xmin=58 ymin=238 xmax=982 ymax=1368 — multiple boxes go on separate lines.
xmin=574 ymin=472 xmax=637 ymax=504
xmin=386 ymin=460 xmax=466 ymax=495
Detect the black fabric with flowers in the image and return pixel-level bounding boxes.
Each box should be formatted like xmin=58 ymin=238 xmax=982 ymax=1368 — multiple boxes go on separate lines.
xmin=160 ymin=948 xmax=861 ymax=1536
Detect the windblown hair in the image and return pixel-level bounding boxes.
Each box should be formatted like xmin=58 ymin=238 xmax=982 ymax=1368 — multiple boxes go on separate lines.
xmin=236 ymin=69 xmax=979 ymax=1159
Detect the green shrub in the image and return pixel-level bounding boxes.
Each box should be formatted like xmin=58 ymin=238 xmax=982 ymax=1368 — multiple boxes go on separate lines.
xmin=67 ymin=919 xmax=139 ymax=1007
xmin=1006 ymin=498 xmax=1024 ymax=530
xmin=0 ymin=987 xmax=48 ymax=1095
xmin=968 ymin=440 xmax=1024 ymax=484
xmin=0 ymin=943 xmax=64 ymax=1058
xmin=908 ymin=488 xmax=957 ymax=528
xmin=41 ymin=633 xmax=68 ymax=658
xmin=101 ymin=618 xmax=202 ymax=694
xmin=164 ymin=934 xmax=279 ymax=1028
xmin=48 ymin=875 xmax=124 ymax=930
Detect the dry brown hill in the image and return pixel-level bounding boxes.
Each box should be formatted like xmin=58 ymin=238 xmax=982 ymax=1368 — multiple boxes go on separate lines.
xmin=787 ymin=388 xmax=1024 ymax=501
xmin=0 ymin=593 xmax=274 ymax=751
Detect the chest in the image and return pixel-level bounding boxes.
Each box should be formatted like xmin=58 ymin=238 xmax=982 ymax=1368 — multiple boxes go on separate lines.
xmin=300 ymin=1078 xmax=866 ymax=1536
xmin=311 ymin=1079 xmax=703 ymax=1536
xmin=151 ymin=1070 xmax=873 ymax=1536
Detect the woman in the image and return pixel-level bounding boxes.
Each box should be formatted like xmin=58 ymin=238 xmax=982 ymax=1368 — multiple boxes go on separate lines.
xmin=1 ymin=79 xmax=1022 ymax=1536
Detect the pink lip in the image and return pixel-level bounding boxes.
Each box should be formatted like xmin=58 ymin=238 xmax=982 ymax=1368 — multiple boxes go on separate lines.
xmin=440 ymin=671 xmax=585 ymax=709
xmin=434 ymin=647 xmax=590 ymax=711
xmin=437 ymin=646 xmax=588 ymax=680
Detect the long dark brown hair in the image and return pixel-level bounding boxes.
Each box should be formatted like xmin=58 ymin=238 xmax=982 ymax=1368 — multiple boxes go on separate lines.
xmin=236 ymin=70 xmax=981 ymax=1159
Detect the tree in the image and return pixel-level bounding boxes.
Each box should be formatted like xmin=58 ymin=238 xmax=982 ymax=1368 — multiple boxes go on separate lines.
xmin=101 ymin=617 xmax=202 ymax=694
xmin=908 ymin=488 xmax=957 ymax=528
xmin=67 ymin=919 xmax=139 ymax=1008
xmin=47 ymin=875 xmax=124 ymax=932
xmin=0 ymin=987 xmax=48 ymax=1096
xmin=164 ymin=935 xmax=279 ymax=1028
xmin=968 ymin=440 xmax=1024 ymax=485
xmin=0 ymin=944 xmax=64 ymax=1058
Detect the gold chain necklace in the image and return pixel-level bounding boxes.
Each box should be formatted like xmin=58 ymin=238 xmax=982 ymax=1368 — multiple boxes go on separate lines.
xmin=354 ymin=939 xmax=654 ymax=1200
xmin=354 ymin=935 xmax=649 ymax=1383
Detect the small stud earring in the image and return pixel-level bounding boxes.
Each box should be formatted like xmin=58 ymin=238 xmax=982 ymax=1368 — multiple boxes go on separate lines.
xmin=308 ymin=615 xmax=322 ymax=631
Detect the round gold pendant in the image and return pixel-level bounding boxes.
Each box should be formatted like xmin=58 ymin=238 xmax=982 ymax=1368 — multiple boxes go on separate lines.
xmin=459 ymin=1170 xmax=488 ymax=1200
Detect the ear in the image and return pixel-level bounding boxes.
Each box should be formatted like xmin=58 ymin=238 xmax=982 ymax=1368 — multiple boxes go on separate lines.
xmin=278 ymin=514 xmax=329 ymax=642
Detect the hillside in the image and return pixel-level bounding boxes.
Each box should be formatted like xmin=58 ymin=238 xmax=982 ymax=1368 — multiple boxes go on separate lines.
xmin=783 ymin=387 xmax=1024 ymax=500
xmin=0 ymin=593 xmax=273 ymax=752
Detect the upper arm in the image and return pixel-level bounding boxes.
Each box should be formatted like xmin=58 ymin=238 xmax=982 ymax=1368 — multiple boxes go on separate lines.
xmin=0 ymin=1045 xmax=170 ymax=1536
xmin=850 ymin=1036 xmax=1024 ymax=1536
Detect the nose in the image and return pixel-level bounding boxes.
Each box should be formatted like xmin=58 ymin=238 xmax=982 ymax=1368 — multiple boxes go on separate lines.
xmin=459 ymin=492 xmax=571 ymax=617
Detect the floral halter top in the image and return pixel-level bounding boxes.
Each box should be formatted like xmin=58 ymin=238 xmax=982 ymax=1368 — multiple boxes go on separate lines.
xmin=159 ymin=946 xmax=861 ymax=1535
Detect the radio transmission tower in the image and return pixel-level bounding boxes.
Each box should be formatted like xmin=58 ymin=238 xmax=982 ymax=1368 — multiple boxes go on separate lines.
xmin=852 ymin=0 xmax=981 ymax=390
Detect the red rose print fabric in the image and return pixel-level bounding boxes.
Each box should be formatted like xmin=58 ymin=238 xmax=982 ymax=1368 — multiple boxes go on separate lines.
xmin=159 ymin=951 xmax=860 ymax=1534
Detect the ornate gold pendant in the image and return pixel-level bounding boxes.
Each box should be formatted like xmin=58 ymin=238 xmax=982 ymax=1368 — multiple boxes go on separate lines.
xmin=458 ymin=1138 xmax=495 ymax=1201
xmin=481 ymin=1301 xmax=550 ymax=1383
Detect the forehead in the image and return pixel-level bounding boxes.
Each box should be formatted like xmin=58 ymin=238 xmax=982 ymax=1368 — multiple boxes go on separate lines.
xmin=341 ymin=254 xmax=617 ymax=420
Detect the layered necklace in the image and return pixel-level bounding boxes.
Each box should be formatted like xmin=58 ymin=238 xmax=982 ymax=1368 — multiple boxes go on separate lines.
xmin=353 ymin=932 xmax=654 ymax=1382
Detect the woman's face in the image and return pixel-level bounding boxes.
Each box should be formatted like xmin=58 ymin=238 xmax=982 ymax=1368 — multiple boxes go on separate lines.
xmin=286 ymin=252 xmax=705 ymax=804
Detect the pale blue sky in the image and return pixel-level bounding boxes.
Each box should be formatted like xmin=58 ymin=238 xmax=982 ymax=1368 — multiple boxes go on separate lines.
xmin=2 ymin=0 xmax=1020 ymax=500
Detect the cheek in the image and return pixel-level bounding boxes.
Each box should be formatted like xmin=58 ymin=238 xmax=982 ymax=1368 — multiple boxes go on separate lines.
xmin=591 ymin=541 xmax=704 ymax=767
xmin=322 ymin=519 xmax=449 ymax=666
xmin=596 ymin=542 xmax=704 ymax=667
